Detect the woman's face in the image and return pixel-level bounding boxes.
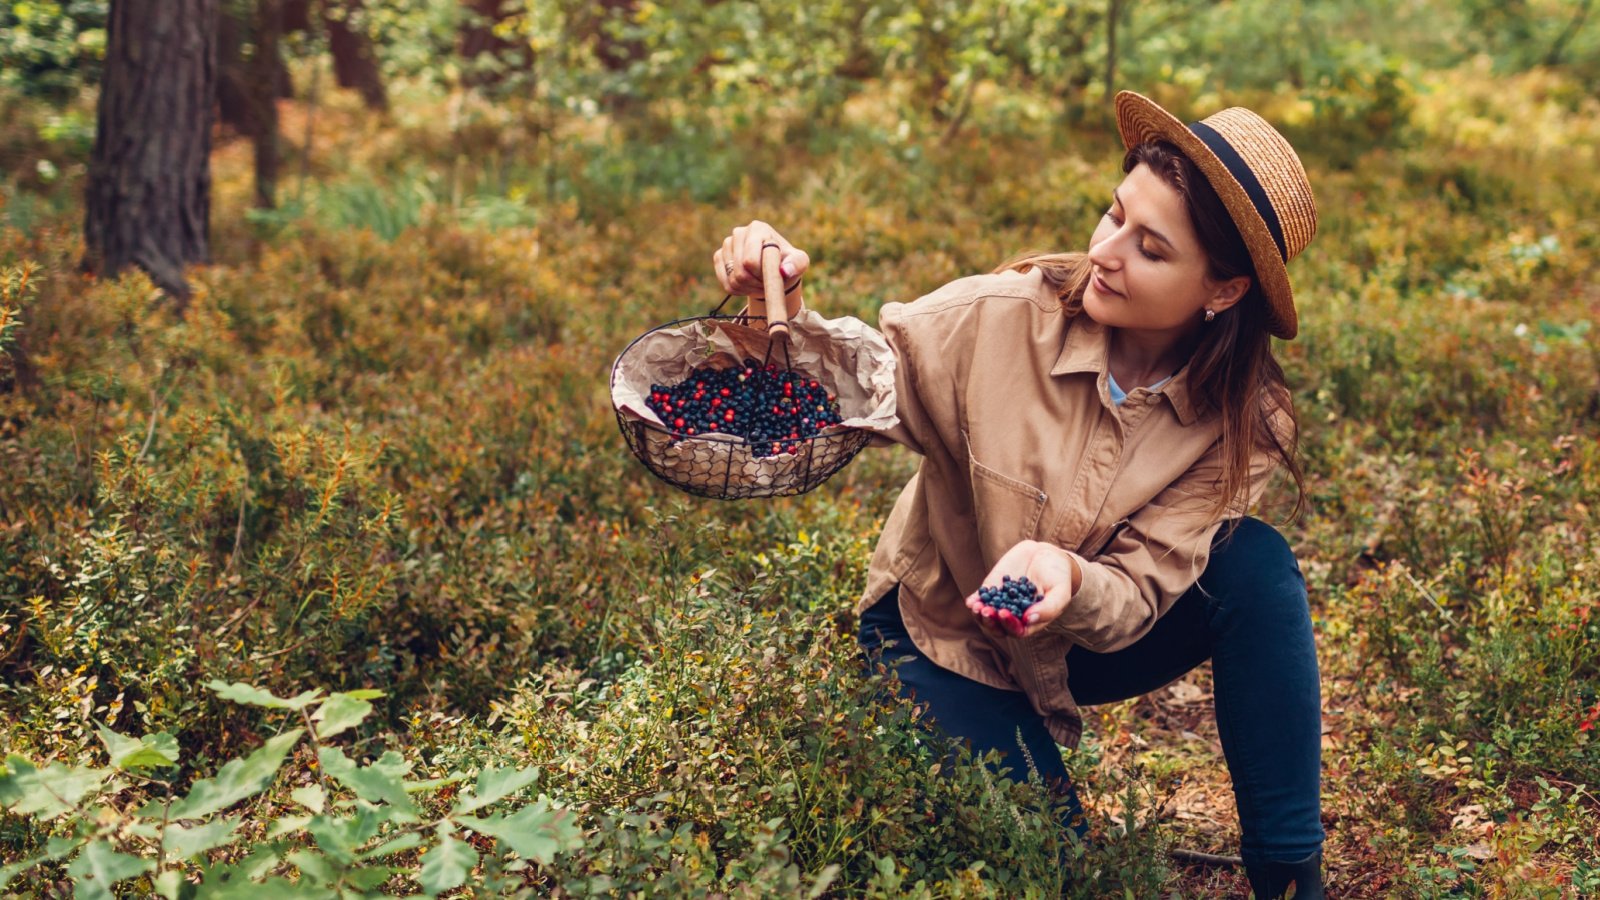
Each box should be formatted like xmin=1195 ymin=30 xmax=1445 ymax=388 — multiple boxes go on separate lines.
xmin=1082 ymin=163 xmax=1248 ymax=335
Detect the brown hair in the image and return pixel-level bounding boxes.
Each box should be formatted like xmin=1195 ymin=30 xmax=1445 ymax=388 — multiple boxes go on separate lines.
xmin=996 ymin=140 xmax=1304 ymax=523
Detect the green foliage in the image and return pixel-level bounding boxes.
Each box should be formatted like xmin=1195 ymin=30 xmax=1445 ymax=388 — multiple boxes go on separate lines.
xmin=0 ymin=681 xmax=579 ymax=897
xmin=0 ymin=0 xmax=106 ymax=101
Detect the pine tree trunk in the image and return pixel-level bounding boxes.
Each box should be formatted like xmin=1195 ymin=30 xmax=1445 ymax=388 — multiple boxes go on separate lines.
xmin=325 ymin=0 xmax=388 ymax=112
xmin=459 ymin=0 xmax=533 ymax=89
xmin=250 ymin=0 xmax=283 ymax=210
xmin=83 ymin=0 xmax=218 ymax=304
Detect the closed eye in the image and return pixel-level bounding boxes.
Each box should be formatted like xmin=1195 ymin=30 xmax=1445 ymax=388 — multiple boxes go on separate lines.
xmin=1103 ymin=210 xmax=1163 ymax=261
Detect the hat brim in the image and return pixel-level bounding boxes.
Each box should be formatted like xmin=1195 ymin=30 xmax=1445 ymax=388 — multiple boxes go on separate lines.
xmin=1114 ymin=91 xmax=1298 ymax=340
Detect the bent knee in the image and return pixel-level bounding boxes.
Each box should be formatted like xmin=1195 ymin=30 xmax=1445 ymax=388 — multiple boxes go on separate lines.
xmin=1203 ymin=517 xmax=1307 ymax=615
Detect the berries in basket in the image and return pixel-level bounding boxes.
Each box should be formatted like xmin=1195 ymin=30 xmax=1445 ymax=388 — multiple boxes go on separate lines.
xmin=611 ymin=251 xmax=897 ymax=499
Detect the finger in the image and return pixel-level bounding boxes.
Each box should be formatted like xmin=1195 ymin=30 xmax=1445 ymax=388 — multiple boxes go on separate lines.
xmin=995 ymin=608 xmax=1024 ymax=636
xmin=781 ymin=248 xmax=810 ymax=281
xmin=1021 ymin=583 xmax=1072 ymax=637
xmin=727 ymin=227 xmax=745 ymax=291
xmin=740 ymin=228 xmax=767 ymax=281
xmin=713 ymin=248 xmax=732 ymax=294
xmin=756 ymin=229 xmax=805 ymax=281
xmin=971 ymin=604 xmax=1004 ymax=640
xmin=722 ymin=234 xmax=749 ymax=295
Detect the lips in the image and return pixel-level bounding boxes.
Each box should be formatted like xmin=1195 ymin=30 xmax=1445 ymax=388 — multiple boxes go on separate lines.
xmin=1092 ymin=271 xmax=1124 ymax=298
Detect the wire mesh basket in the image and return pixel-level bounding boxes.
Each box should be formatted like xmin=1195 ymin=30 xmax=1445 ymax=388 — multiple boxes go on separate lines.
xmin=611 ymin=245 xmax=875 ymax=500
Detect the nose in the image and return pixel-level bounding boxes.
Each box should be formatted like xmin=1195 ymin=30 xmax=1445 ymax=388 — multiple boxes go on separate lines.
xmin=1088 ymin=232 xmax=1122 ymax=274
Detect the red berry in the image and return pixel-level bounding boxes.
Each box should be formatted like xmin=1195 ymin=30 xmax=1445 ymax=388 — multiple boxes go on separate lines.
xmin=673 ymin=417 xmax=685 ymax=428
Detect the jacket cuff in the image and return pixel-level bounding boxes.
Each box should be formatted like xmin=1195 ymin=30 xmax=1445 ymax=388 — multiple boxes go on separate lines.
xmin=1042 ymin=549 xmax=1116 ymax=641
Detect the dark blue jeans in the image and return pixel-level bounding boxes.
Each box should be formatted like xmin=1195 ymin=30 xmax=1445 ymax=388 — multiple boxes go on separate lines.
xmin=857 ymin=517 xmax=1324 ymax=866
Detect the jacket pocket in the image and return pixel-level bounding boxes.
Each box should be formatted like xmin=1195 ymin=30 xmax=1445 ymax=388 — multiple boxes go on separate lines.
xmin=964 ymin=429 xmax=1048 ymax=564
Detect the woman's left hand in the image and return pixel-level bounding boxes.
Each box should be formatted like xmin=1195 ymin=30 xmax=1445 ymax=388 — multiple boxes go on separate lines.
xmin=964 ymin=540 xmax=1081 ymax=639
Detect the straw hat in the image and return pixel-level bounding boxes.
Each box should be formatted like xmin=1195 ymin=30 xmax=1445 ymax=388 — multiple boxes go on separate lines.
xmin=1114 ymin=91 xmax=1317 ymax=340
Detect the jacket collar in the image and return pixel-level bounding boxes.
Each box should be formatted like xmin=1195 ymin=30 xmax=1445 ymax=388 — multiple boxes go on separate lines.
xmin=1050 ymin=314 xmax=1203 ymax=426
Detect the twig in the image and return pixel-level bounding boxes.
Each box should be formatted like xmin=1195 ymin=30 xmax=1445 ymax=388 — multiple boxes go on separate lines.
xmin=1399 ymin=566 xmax=1456 ymax=625
xmin=225 ymin=464 xmax=249 ymax=573
xmin=1545 ymin=0 xmax=1593 ymax=66
xmin=135 ymin=383 xmax=160 ymax=462
xmin=216 ymin=593 xmax=268 ymax=637
xmin=250 ymin=636 xmax=311 ymax=662
xmin=1169 ymin=847 xmax=1242 ymax=867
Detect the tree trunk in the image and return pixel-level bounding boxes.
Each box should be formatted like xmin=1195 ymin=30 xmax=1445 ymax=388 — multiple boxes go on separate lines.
xmin=83 ymin=0 xmax=218 ymax=303
xmin=250 ymin=0 xmax=283 ymax=210
xmin=325 ymin=0 xmax=388 ymax=112
xmin=458 ymin=0 xmax=524 ymax=89
xmin=1104 ymin=0 xmax=1120 ymax=104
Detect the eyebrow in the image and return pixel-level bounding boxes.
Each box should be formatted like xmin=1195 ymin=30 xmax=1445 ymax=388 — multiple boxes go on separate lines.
xmin=1112 ymin=189 xmax=1178 ymax=253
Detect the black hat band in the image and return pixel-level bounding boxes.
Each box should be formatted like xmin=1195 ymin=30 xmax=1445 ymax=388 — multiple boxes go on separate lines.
xmin=1188 ymin=119 xmax=1289 ymax=262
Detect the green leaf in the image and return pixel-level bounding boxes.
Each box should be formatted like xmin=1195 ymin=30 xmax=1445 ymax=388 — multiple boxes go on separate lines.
xmin=193 ymin=841 xmax=287 ymax=892
xmin=305 ymin=805 xmax=385 ymax=864
xmin=451 ymin=766 xmax=540 ymax=815
xmin=419 ymin=832 xmax=478 ymax=894
xmin=341 ymin=689 xmax=385 ymax=701
xmin=356 ymin=831 xmax=423 ymax=861
xmin=312 ymin=692 xmax=372 ymax=740
xmin=316 ymin=748 xmax=417 ymax=819
xmin=152 ymin=869 xmax=189 ymax=900
xmin=461 ymin=797 xmax=583 ymax=864
xmin=164 ymin=729 xmax=303 ymax=820
xmin=205 ymin=680 xmax=324 ymax=711
xmin=0 ymin=756 xmax=114 ymax=819
xmin=403 ymin=774 xmax=463 ymax=794
xmin=97 ymin=724 xmax=179 ymax=772
xmin=344 ymin=864 xmax=401 ymax=890
xmin=290 ymin=784 xmax=326 ymax=813
xmin=66 ymin=840 xmax=154 ymax=900
xmin=286 ymin=849 xmax=337 ymax=886
xmin=162 ymin=817 xmax=241 ymax=859
xmin=267 ymin=813 xmax=314 ymax=838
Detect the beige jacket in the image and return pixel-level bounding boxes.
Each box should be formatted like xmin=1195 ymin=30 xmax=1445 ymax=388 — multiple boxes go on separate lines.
xmin=853 ymin=267 xmax=1282 ymax=748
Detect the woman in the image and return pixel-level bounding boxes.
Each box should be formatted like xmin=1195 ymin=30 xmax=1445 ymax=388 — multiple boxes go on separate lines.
xmin=713 ymin=91 xmax=1324 ymax=898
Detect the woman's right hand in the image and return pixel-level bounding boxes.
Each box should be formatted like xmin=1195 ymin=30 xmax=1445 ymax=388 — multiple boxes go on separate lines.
xmin=713 ymin=220 xmax=810 ymax=298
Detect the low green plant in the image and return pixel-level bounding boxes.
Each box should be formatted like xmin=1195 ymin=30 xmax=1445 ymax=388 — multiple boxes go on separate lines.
xmin=0 ymin=680 xmax=580 ymax=897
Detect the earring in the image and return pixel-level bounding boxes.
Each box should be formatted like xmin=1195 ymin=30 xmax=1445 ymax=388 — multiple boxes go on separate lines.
xmin=1204 ymin=308 xmax=1216 ymax=323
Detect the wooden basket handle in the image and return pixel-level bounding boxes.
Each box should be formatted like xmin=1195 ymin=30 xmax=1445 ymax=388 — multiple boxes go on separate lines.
xmin=759 ymin=243 xmax=790 ymax=340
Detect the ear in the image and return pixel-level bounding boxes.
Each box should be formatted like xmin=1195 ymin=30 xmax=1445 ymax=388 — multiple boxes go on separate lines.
xmin=1207 ymin=275 xmax=1251 ymax=314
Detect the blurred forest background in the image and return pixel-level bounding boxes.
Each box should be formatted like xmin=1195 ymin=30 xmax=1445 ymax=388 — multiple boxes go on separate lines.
xmin=1 ymin=0 xmax=1598 ymax=896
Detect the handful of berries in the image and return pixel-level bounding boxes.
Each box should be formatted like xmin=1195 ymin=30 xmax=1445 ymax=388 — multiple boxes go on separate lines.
xmin=644 ymin=358 xmax=844 ymax=458
xmin=978 ymin=575 xmax=1043 ymax=616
